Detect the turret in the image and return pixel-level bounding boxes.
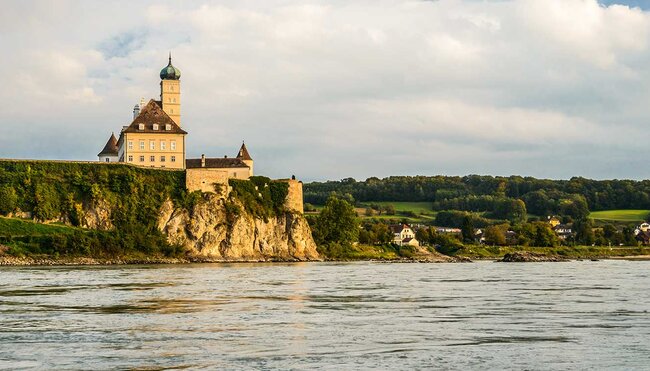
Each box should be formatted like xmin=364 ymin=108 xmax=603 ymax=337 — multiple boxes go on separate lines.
xmin=236 ymin=141 xmax=254 ymax=177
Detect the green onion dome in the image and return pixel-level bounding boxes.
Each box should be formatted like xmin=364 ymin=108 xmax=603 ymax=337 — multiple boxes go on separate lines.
xmin=160 ymin=54 xmax=181 ymax=80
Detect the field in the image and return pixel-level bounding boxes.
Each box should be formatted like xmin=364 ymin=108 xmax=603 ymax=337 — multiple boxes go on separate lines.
xmin=359 ymin=201 xmax=433 ymax=213
xmin=305 ymin=201 xmax=436 ymax=222
xmin=589 ymin=210 xmax=649 ymax=223
xmin=358 ymin=201 xmax=435 ymax=222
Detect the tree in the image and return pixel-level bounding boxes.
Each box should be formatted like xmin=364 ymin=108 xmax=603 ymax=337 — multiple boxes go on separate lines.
xmin=371 ymin=223 xmax=392 ymax=244
xmin=461 ymin=216 xmax=475 ymax=243
xmin=532 ymin=222 xmax=560 ymax=247
xmin=574 ymin=218 xmax=595 ymax=246
xmin=304 ymin=203 xmax=317 ymax=212
xmin=0 ymin=185 xmax=17 ymax=215
xmin=484 ymin=225 xmax=507 ymax=246
xmin=415 ymin=227 xmax=431 ymax=246
xmin=384 ymin=204 xmax=396 ymax=215
xmin=312 ymin=195 xmax=359 ymax=246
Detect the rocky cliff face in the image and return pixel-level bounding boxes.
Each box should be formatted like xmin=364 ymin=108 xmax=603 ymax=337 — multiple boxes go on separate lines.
xmin=157 ymin=194 xmax=320 ymax=261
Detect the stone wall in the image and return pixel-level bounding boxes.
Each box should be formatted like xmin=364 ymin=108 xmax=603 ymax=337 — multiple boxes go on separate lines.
xmin=185 ymin=168 xmax=229 ymax=195
xmin=282 ymin=179 xmax=304 ymax=214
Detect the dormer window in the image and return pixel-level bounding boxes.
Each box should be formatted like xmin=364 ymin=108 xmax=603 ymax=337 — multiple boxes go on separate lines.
xmin=153 ymin=124 xmax=159 ymax=131
xmin=165 ymin=124 xmax=171 ymax=131
xmin=138 ymin=123 xmax=144 ymax=131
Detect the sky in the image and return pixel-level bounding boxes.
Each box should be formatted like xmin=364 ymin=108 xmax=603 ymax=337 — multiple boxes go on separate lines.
xmin=1 ymin=0 xmax=650 ymax=182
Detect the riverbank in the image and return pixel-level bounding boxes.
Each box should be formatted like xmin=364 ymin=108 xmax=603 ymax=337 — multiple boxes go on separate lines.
xmin=452 ymin=245 xmax=650 ymax=261
xmin=4 ymin=245 xmax=650 ymax=266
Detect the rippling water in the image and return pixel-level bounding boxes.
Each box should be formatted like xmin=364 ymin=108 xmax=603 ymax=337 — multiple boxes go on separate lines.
xmin=0 ymin=261 xmax=649 ymax=370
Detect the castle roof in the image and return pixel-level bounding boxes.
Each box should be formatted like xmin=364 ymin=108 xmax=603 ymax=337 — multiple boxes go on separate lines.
xmin=237 ymin=142 xmax=252 ymax=161
xmin=98 ymin=133 xmax=118 ymax=156
xmin=121 ymin=99 xmax=187 ymax=135
xmin=186 ymin=157 xmax=250 ymax=169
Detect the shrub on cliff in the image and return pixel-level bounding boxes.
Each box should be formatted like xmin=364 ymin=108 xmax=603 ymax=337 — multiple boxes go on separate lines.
xmin=228 ymin=177 xmax=289 ymax=221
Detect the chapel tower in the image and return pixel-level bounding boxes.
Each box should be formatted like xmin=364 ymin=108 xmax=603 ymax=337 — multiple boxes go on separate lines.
xmin=160 ymin=53 xmax=181 ymax=126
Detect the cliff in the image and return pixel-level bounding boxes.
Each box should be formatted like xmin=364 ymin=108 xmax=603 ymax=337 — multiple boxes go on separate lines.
xmin=0 ymin=160 xmax=320 ymax=262
xmin=158 ymin=195 xmax=319 ymax=261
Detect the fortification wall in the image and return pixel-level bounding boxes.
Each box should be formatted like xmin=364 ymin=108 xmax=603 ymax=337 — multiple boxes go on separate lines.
xmin=186 ymin=168 xmax=229 ymax=195
xmin=282 ymin=179 xmax=304 ymax=214
xmin=186 ymin=171 xmax=303 ymax=213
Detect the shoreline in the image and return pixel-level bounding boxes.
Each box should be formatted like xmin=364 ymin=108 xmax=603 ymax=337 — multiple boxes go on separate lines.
xmin=1 ymin=254 xmax=650 ymax=266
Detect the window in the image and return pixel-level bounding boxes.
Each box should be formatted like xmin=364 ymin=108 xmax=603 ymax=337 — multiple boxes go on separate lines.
xmin=139 ymin=156 xmax=144 ymax=162
xmin=150 ymin=141 xmax=155 ymax=150
xmin=170 ymin=86 xmax=174 ymax=91
xmin=153 ymin=124 xmax=159 ymax=131
xmin=138 ymin=123 xmax=144 ymax=130
xmin=170 ymin=109 xmax=174 ymax=114
xmin=172 ymin=98 xmax=176 ymax=103
xmin=128 ymin=155 xmax=133 ymax=162
xmin=171 ymin=141 xmax=176 ymax=150
xmin=166 ymin=124 xmax=171 ymax=131
xmin=105 ymin=158 xmax=110 ymax=163
xmin=150 ymin=155 xmax=155 ymax=162
xmin=160 ymin=141 xmax=166 ymax=150
xmin=171 ymin=156 xmax=176 ymax=162
xmin=139 ymin=141 xmax=145 ymax=150
xmin=128 ymin=141 xmax=133 ymax=150
xmin=160 ymin=156 xmax=166 ymax=162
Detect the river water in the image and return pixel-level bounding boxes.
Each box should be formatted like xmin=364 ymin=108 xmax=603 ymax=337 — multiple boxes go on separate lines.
xmin=0 ymin=261 xmax=649 ymax=370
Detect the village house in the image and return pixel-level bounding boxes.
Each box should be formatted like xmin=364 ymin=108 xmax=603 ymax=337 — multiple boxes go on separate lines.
xmin=547 ymin=216 xmax=561 ymax=228
xmin=634 ymin=222 xmax=650 ymax=245
xmin=389 ymin=224 xmax=420 ymax=247
xmin=553 ymin=224 xmax=573 ymax=240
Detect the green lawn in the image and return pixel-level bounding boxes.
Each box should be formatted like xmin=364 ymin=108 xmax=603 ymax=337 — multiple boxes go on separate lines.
xmin=589 ymin=210 xmax=649 ymax=223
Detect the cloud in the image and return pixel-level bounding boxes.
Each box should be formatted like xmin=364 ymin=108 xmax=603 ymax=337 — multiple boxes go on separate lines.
xmin=1 ymin=0 xmax=650 ymax=181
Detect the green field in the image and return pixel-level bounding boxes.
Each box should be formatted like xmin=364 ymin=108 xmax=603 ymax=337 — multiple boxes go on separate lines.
xmin=360 ymin=201 xmax=433 ymax=213
xmin=589 ymin=210 xmax=649 ymax=223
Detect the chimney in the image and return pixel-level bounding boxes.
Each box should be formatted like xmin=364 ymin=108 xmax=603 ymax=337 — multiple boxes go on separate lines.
xmin=224 ymin=155 xmax=228 ymax=158
xmin=201 ymin=154 xmax=205 ymax=168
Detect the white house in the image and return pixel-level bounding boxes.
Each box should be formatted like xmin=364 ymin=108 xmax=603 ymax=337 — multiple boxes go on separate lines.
xmin=389 ymin=224 xmax=419 ymax=247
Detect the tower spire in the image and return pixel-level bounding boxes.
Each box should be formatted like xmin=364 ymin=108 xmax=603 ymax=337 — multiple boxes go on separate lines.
xmin=169 ymin=51 xmax=172 ymax=64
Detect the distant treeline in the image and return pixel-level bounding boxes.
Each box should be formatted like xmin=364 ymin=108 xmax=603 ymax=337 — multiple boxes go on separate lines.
xmin=304 ymin=175 xmax=650 ymax=216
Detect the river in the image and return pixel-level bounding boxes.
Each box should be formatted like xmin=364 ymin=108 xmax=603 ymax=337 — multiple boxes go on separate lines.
xmin=0 ymin=261 xmax=649 ymax=370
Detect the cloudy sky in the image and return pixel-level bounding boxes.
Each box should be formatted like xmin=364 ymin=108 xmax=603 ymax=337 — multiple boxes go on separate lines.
xmin=1 ymin=0 xmax=649 ymax=181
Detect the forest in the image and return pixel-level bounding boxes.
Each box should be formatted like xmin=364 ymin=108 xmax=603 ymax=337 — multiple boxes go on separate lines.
xmin=304 ymin=175 xmax=650 ymax=218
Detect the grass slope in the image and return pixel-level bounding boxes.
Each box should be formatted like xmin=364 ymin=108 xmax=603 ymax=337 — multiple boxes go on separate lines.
xmin=589 ymin=210 xmax=649 ymax=223
xmin=0 ymin=217 xmax=79 ymax=237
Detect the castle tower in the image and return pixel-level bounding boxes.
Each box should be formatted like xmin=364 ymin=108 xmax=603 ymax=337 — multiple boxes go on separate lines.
xmin=237 ymin=141 xmax=254 ymax=177
xmin=160 ymin=53 xmax=181 ymax=126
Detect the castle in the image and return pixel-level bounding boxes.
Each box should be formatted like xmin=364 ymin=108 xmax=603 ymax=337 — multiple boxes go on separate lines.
xmin=97 ymin=55 xmax=302 ymax=212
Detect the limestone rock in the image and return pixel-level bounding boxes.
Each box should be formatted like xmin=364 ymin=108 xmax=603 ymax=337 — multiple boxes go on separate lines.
xmin=81 ymin=199 xmax=114 ymax=230
xmin=158 ymin=194 xmax=320 ymax=261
